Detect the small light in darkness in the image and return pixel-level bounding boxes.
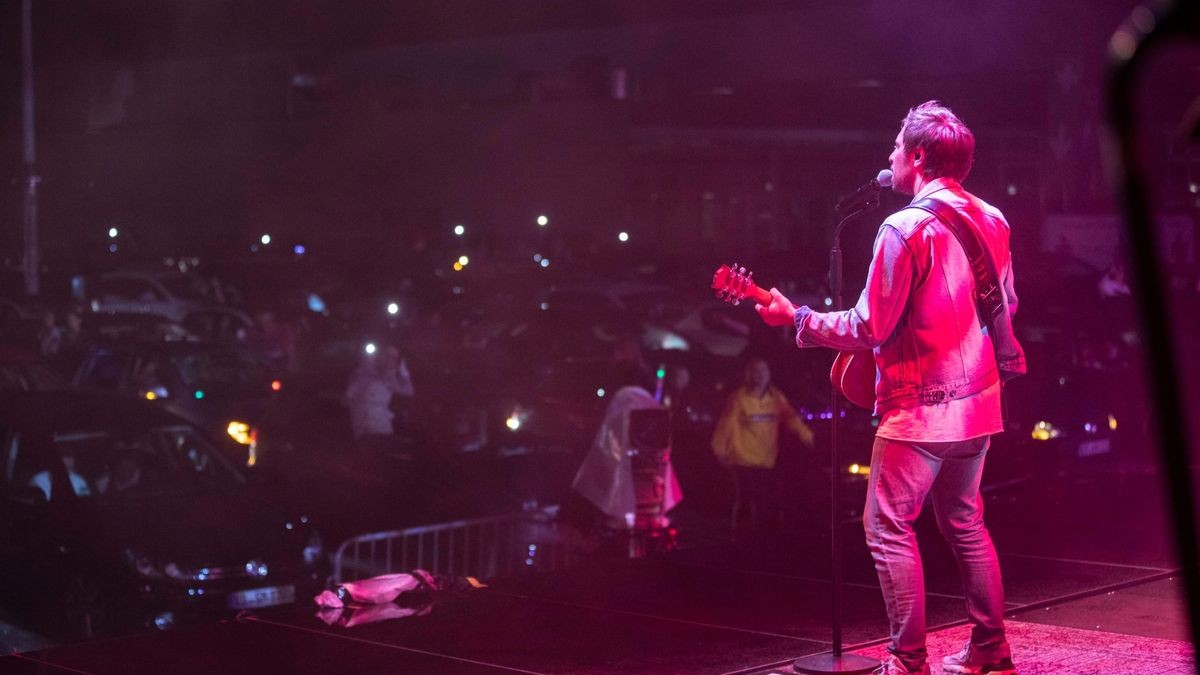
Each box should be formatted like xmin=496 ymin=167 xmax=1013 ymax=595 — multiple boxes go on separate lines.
xmin=1006 ymin=184 xmax=1018 ymax=196
xmin=1110 ymin=29 xmax=1136 ymax=60
xmin=109 ymin=244 xmax=118 ymax=253
xmin=1130 ymin=5 xmax=1156 ymax=32
xmin=294 ymin=245 xmax=306 ymax=255
xmin=533 ymin=253 xmax=543 ymax=263
xmin=108 ymin=227 xmax=119 ymax=238
xmin=260 ymin=234 xmax=272 ymax=245
xmin=453 ymin=261 xmax=464 ymax=271
xmin=536 ymin=215 xmax=549 ymax=227
xmin=387 ymin=302 xmax=400 ymax=315
xmin=618 ymin=231 xmax=629 ymax=242
xmin=539 ymin=258 xmax=550 ymax=268
xmin=824 ymin=297 xmax=833 ymax=307
xmin=454 ymin=224 xmax=465 ymax=236
xmin=365 ymin=343 xmax=376 ymax=355
xmin=596 ymin=388 xmax=606 ymax=397
xmin=1190 ymin=183 xmax=1198 ymax=194
xmin=458 ymin=255 xmax=469 ymax=266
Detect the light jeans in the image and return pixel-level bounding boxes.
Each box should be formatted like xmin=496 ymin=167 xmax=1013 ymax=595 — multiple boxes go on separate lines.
xmin=863 ymin=435 xmax=1007 ymax=670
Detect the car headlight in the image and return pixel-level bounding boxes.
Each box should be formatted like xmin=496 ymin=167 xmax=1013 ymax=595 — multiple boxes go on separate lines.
xmin=1031 ymin=421 xmax=1062 ymax=441
xmin=227 ymin=421 xmax=256 ymax=445
xmin=505 ymin=410 xmax=529 ymax=432
xmin=226 ymin=421 xmax=259 ymax=466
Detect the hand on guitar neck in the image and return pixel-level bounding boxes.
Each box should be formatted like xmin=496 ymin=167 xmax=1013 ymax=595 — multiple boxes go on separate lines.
xmin=711 ymin=263 xmax=877 ymax=410
xmin=709 ymin=264 xmax=796 ymax=325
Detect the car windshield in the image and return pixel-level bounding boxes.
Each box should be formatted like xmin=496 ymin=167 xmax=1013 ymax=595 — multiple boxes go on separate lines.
xmin=53 ymin=426 xmax=244 ymax=501
xmin=170 ymin=351 xmax=273 ymax=394
xmin=158 ymin=274 xmax=214 ymax=302
xmin=618 ymin=290 xmax=675 ymax=319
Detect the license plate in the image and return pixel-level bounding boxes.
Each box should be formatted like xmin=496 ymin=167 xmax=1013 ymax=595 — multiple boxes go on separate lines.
xmin=227 ymin=584 xmax=296 ymax=610
xmin=1078 ymin=439 xmax=1111 ymax=457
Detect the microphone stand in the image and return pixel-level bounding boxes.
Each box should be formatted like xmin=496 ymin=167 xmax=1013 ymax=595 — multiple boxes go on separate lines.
xmin=794 ymin=192 xmax=882 ymax=675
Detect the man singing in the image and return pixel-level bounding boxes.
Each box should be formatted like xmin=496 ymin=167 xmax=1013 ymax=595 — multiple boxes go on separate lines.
xmin=756 ymin=101 xmax=1025 ymax=675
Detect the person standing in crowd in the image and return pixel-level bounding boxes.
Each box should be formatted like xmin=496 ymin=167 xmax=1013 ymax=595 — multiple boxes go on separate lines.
xmin=345 ymin=343 xmax=415 ymax=455
xmin=710 ymin=358 xmax=814 ymax=534
xmin=37 ymin=308 xmax=63 ymax=359
xmin=755 ymin=101 xmax=1024 ymax=675
xmin=248 ymin=310 xmax=297 ymax=372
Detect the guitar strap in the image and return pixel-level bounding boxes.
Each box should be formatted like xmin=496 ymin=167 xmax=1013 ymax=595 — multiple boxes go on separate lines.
xmin=910 ymin=196 xmax=1009 ymax=420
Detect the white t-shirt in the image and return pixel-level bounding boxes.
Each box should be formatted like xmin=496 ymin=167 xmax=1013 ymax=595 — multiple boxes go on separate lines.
xmin=876 ymin=380 xmax=1003 ymax=442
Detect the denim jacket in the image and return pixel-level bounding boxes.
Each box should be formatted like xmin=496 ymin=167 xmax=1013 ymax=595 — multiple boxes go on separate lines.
xmin=794 ymin=178 xmax=1026 ymax=415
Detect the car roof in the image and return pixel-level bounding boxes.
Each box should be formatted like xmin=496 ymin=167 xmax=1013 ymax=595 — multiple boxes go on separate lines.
xmin=101 ymin=266 xmax=198 ymax=280
xmin=88 ymin=338 xmax=255 ymax=357
xmin=0 ymin=391 xmax=190 ymax=434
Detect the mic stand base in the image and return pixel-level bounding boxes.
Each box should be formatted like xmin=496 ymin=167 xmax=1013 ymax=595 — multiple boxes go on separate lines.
xmin=793 ymin=652 xmax=879 ymax=674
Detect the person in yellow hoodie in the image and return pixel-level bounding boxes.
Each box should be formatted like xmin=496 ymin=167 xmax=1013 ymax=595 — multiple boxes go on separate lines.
xmin=712 ymin=358 xmax=814 ymax=533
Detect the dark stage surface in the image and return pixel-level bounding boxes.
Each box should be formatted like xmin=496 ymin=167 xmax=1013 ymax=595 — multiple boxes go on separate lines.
xmin=3 ymin=465 xmax=1190 ymax=674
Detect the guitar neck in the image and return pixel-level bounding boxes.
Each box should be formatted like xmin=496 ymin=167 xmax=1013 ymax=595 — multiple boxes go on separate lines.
xmin=744 ymin=285 xmax=771 ymax=306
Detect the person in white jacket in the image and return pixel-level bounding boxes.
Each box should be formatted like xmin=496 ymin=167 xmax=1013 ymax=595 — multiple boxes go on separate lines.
xmin=345 ymin=344 xmax=414 ymax=451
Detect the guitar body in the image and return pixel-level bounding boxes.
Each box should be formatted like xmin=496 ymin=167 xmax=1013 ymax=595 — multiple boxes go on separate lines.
xmin=711 ymin=263 xmax=878 ymax=411
xmin=830 ymin=349 xmax=876 ymax=411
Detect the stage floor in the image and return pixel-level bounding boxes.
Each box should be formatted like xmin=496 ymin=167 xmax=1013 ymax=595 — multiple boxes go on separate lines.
xmin=3 ymin=464 xmax=1191 ymax=674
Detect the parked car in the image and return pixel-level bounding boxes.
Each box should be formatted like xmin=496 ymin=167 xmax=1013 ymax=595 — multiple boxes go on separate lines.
xmin=0 ymin=345 xmax=70 ymax=391
xmin=993 ymin=365 xmax=1124 ymax=476
xmin=73 ymin=340 xmax=286 ymax=467
xmin=76 ymin=269 xmax=224 ymax=323
xmin=181 ymin=306 xmax=255 ymax=344
xmin=0 ymin=391 xmax=326 ymax=640
xmin=87 ymin=311 xmax=194 ymax=343
xmin=536 ymin=281 xmax=691 ymax=353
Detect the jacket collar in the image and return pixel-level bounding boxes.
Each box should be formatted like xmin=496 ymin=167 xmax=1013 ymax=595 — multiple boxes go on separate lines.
xmin=911 ymin=177 xmax=961 ymax=203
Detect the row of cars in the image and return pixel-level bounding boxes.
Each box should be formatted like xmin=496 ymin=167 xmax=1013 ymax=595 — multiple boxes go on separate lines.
xmin=0 ymin=266 xmax=344 ymax=642
xmin=0 ymin=390 xmax=326 ymax=641
xmin=0 ymin=271 xmax=721 ymax=643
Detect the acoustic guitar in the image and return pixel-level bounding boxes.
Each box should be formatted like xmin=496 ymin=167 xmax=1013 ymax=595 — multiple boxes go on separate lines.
xmin=710 ymin=263 xmax=876 ymax=410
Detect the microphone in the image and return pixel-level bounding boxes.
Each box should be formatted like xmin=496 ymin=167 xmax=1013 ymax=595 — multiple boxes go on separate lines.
xmin=835 ymin=169 xmax=894 ymax=214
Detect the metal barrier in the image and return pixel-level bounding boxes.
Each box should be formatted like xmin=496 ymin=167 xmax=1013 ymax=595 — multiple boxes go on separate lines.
xmin=332 ymin=507 xmax=567 ymax=584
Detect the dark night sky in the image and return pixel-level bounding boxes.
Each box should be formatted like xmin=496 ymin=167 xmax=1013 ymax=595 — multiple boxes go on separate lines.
xmin=0 ymin=0 xmax=1192 ymax=272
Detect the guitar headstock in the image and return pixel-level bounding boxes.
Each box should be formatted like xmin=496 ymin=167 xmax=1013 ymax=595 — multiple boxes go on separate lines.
xmin=711 ymin=263 xmax=770 ymax=306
